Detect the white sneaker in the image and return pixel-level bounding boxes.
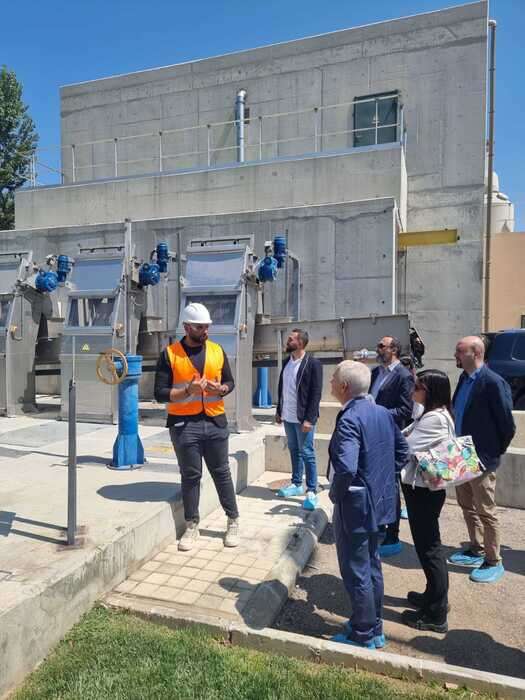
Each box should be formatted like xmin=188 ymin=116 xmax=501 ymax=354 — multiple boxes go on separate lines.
xmin=178 ymin=521 xmax=200 ymax=551
xmin=224 ymin=517 xmax=240 ymax=548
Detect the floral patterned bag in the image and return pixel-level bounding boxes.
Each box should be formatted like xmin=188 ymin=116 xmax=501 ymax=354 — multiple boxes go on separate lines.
xmin=414 ymin=414 xmax=485 ymax=491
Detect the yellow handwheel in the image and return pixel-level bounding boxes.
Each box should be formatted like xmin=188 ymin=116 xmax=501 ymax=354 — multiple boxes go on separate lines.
xmin=96 ymin=348 xmax=129 ymax=385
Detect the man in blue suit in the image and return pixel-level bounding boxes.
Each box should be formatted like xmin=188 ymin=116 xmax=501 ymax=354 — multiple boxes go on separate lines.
xmin=328 ymin=360 xmax=409 ymax=649
xmin=449 ymin=336 xmax=515 ymax=583
xmin=370 ymin=336 xmax=414 ymax=557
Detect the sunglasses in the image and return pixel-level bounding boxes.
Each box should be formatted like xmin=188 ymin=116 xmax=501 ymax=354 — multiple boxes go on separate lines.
xmin=376 ymin=343 xmax=391 ymax=349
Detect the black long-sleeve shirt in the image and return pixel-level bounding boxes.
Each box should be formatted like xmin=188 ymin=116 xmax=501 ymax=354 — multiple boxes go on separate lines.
xmin=154 ymin=338 xmax=234 ymax=427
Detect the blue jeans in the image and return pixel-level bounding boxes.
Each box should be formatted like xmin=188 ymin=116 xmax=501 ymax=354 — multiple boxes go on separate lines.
xmin=333 ymin=504 xmax=383 ymax=644
xmin=283 ymin=420 xmax=318 ymax=492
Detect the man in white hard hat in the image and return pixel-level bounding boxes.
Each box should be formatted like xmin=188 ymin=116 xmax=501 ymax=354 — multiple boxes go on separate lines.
xmin=154 ymin=302 xmax=240 ymax=551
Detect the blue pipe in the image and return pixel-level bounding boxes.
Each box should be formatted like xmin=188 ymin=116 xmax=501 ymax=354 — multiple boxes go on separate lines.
xmin=109 ymin=354 xmax=145 ymax=470
xmin=253 ymin=366 xmax=272 ymax=408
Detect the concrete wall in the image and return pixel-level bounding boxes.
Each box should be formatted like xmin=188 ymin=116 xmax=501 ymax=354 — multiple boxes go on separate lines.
xmin=14 ymin=146 xmax=405 ymax=230
xmin=488 ymin=233 xmax=525 ymax=331
xmin=3 ymin=198 xmax=398 ymax=329
xmin=13 ymin=1 xmax=488 ymax=371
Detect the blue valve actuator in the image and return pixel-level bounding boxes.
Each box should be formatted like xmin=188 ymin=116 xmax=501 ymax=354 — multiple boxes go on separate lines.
xmin=35 ymin=270 xmax=58 ymax=293
xmin=57 ymin=255 xmax=72 ymax=283
xmin=139 ymin=262 xmax=161 ymax=287
xmin=273 ymin=235 xmax=287 ymax=269
xmin=256 ymin=255 xmax=278 ymax=282
xmin=156 ymin=242 xmax=169 ymax=273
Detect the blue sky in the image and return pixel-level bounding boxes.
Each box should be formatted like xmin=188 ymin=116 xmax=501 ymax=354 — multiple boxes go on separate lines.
xmin=3 ymin=0 xmax=524 ymax=228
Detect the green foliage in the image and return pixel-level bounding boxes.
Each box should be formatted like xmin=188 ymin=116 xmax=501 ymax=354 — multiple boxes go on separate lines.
xmin=13 ymin=606 xmax=486 ymax=700
xmin=0 ymin=66 xmax=38 ymax=230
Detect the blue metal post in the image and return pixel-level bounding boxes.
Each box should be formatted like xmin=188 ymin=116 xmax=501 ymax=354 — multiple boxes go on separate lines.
xmin=253 ymin=366 xmax=272 ymax=408
xmin=110 ymin=354 xmax=145 ymax=470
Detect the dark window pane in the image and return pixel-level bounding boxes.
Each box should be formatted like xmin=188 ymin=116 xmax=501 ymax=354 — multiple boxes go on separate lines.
xmin=68 ymin=298 xmax=79 ymax=326
xmin=185 ymin=294 xmax=237 ymax=325
xmin=354 ymin=94 xmax=398 ymax=146
xmin=378 ymin=97 xmax=398 ymax=126
xmin=512 ymin=335 xmax=525 ymax=361
xmin=377 ymin=126 xmax=398 ymax=144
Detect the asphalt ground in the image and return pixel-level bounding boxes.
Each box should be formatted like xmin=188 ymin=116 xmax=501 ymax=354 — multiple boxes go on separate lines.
xmin=274 ymin=500 xmax=525 ymax=679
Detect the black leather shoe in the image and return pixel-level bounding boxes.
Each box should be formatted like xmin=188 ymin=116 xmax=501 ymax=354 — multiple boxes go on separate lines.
xmin=402 ymin=609 xmax=448 ymax=633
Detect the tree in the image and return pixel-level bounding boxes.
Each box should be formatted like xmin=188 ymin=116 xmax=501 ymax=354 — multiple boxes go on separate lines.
xmin=0 ymin=66 xmax=38 ymax=230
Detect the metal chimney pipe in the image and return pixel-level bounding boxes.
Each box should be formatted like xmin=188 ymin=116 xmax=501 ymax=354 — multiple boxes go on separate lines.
xmin=235 ymin=89 xmax=248 ymax=163
xmin=483 ymin=20 xmax=496 ymax=333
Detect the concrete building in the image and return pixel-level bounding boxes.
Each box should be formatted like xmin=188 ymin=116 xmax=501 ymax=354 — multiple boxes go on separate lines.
xmin=10 ymin=1 xmax=491 ymax=371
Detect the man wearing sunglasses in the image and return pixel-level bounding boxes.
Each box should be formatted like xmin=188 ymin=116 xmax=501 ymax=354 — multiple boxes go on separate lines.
xmin=370 ymin=336 xmax=414 ymax=556
xmin=154 ymin=302 xmax=240 ymax=552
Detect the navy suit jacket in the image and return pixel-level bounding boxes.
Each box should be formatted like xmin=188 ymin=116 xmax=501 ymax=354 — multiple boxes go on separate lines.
xmin=328 ymin=397 xmax=409 ymax=533
xmin=370 ymin=363 xmax=414 ymax=429
xmin=453 ymin=365 xmax=515 ymax=471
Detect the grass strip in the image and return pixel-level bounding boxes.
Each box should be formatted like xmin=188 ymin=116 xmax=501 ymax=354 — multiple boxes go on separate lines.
xmin=13 ymin=606 xmax=487 ymax=700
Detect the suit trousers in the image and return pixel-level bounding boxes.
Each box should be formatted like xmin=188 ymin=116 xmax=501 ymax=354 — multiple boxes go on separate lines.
xmin=402 ymin=483 xmax=448 ymax=623
xmin=333 ymin=503 xmax=383 ymax=644
xmin=455 ymin=471 xmax=500 ymax=565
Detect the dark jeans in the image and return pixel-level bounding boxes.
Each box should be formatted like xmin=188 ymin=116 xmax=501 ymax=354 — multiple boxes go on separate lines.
xmin=169 ymin=418 xmax=239 ymax=523
xmin=383 ymin=477 xmax=401 ymax=545
xmin=402 ymin=483 xmax=448 ymax=623
xmin=333 ymin=503 xmax=383 ymax=644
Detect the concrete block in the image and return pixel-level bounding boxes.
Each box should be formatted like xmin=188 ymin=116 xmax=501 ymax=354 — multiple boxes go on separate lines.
xmin=264 ymin=433 xmax=329 ymax=474
xmin=511 ymin=411 xmax=525 ymax=450
xmin=494 ymin=449 xmax=525 ymax=510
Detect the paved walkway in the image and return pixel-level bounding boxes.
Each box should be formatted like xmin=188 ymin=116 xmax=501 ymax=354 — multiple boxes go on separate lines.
xmin=112 ymin=471 xmax=329 ymax=622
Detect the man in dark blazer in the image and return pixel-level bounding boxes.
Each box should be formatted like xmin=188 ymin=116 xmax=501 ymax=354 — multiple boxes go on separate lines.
xmin=275 ymin=328 xmax=323 ymax=510
xmin=328 ymin=360 xmax=409 ymax=649
xmin=370 ymin=336 xmax=415 ymax=556
xmin=449 ymin=336 xmax=515 ymax=583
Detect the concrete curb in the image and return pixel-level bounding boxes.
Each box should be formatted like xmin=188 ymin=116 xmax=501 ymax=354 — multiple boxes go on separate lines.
xmin=103 ymin=597 xmax=525 ymax=699
xmin=242 ymin=505 xmax=330 ymax=629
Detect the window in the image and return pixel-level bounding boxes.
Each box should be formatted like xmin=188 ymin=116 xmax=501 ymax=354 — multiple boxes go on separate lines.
xmin=512 ymin=334 xmax=525 ymax=361
xmin=185 ymin=294 xmax=237 ymax=326
xmin=521 ymin=314 xmax=525 ymax=329
xmin=0 ymin=299 xmax=11 ymax=327
xmin=68 ymin=297 xmax=116 ymax=327
xmin=353 ymin=93 xmax=399 ymax=147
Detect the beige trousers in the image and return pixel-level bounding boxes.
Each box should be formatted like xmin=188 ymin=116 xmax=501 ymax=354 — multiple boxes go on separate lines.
xmin=455 ymin=471 xmax=501 ymax=566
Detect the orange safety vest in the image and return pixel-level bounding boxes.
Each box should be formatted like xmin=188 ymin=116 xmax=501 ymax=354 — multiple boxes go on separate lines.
xmin=166 ymin=339 xmax=225 ymax=417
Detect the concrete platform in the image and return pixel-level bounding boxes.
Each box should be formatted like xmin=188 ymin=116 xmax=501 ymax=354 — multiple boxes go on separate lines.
xmin=0 ymin=413 xmax=265 ymax=698
xmin=108 ymin=471 xmax=330 ymax=629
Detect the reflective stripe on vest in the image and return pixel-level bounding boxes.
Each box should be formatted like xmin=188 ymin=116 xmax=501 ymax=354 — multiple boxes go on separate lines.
xmin=166 ymin=340 xmax=225 ymax=417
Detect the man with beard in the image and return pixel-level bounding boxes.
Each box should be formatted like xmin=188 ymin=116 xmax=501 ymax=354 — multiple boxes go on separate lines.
xmin=448 ymin=336 xmax=515 ymax=583
xmin=154 ymin=302 xmax=240 ymax=551
xmin=275 ymin=328 xmax=323 ymax=510
xmin=370 ymin=336 xmax=414 ymax=557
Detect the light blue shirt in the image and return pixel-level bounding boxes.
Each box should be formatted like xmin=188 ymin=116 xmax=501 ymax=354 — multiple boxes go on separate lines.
xmin=454 ymin=366 xmax=483 ymax=435
xmin=370 ymin=360 xmax=400 ymax=399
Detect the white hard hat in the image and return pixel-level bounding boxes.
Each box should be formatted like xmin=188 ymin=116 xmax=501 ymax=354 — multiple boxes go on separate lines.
xmin=181 ymin=302 xmax=213 ymax=325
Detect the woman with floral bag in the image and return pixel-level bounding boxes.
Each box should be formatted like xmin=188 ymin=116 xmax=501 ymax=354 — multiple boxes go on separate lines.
xmin=400 ymin=370 xmax=453 ymax=633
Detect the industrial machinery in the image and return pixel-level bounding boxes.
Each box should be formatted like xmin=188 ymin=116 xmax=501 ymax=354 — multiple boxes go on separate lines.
xmin=0 ymin=250 xmax=73 ymax=416
xmin=60 ymin=220 xmax=174 ymax=423
xmin=176 ymin=236 xmax=260 ymax=431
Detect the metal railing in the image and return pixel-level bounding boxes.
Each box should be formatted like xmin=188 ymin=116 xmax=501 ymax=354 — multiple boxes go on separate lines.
xmin=27 ymin=96 xmax=405 ymax=188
